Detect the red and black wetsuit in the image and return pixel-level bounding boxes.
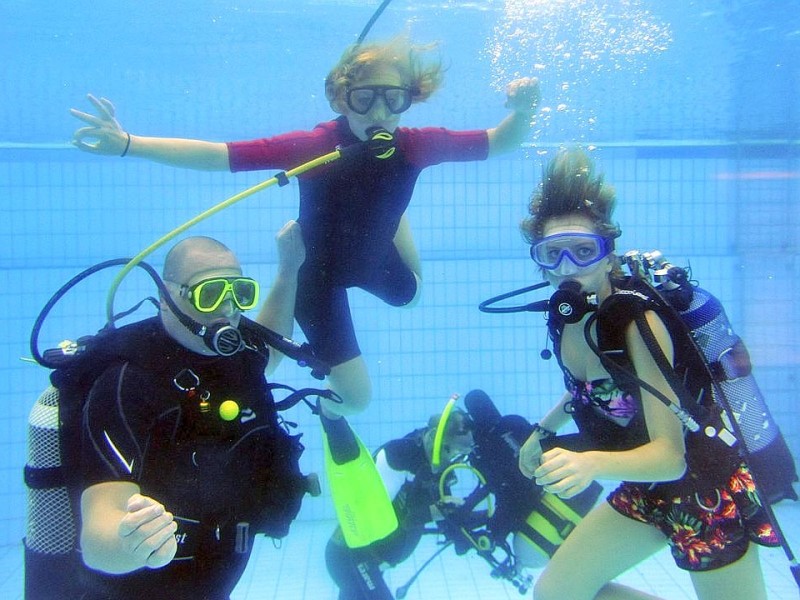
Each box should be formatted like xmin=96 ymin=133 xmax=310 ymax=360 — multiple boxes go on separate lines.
xmin=228 ymin=117 xmax=488 ymax=365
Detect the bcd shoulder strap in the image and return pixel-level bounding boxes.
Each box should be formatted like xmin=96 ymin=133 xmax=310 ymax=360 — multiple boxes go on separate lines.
xmin=42 ymin=319 xmax=173 ymax=499
xmin=593 ymin=278 xmax=709 ymax=433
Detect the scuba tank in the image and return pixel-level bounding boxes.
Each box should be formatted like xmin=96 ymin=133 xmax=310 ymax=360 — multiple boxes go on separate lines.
xmin=680 ymin=285 xmax=778 ymax=453
xmin=624 ymin=250 xmax=797 ymax=503
xmin=464 ymin=390 xmax=603 ymax=567
xmin=24 ymin=385 xmax=81 ymax=600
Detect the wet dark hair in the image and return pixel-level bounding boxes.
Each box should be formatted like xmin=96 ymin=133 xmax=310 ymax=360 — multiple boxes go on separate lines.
xmin=520 ymin=148 xmax=622 ymax=245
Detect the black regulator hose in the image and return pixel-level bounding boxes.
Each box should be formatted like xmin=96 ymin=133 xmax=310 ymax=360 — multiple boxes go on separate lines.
xmin=356 ymin=0 xmax=396 ymax=45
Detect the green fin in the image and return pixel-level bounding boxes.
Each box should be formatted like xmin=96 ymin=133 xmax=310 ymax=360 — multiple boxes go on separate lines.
xmin=323 ymin=430 xmax=398 ymax=548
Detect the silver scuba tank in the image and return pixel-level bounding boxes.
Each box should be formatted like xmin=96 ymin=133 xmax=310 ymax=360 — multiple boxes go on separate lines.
xmin=24 ymin=385 xmax=80 ymax=600
xmin=632 ymin=250 xmax=781 ymax=454
xmin=679 ymin=286 xmax=780 ymax=453
xmin=625 ymin=250 xmax=797 ymax=502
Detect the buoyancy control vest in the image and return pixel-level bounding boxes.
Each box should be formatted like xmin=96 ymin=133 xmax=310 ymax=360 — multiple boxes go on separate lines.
xmin=24 ymin=316 xmax=307 ymax=600
xmin=589 ymin=274 xmax=797 ymax=502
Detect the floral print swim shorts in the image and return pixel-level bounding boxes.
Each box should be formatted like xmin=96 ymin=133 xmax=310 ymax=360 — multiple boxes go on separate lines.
xmin=608 ymin=463 xmax=779 ymax=571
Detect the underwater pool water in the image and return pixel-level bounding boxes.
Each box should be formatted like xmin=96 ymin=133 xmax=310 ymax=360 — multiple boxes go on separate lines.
xmin=2 ymin=1 xmax=798 ymax=598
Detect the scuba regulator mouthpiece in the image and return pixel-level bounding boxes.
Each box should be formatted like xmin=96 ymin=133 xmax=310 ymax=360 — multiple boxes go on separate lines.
xmin=198 ymin=322 xmax=245 ymax=357
xmin=160 ymin=287 xmax=245 ymax=357
xmin=365 ymin=126 xmax=396 ymax=160
xmin=335 ymin=127 xmax=396 ymax=163
xmin=549 ymin=280 xmax=597 ymax=324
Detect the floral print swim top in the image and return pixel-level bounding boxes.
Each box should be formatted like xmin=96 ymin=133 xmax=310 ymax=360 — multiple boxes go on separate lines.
xmin=563 ymin=370 xmax=650 ymax=451
xmin=568 ymin=374 xmax=637 ymax=426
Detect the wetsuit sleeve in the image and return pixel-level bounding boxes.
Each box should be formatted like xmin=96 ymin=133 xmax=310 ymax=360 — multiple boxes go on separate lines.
xmin=399 ymin=127 xmax=489 ymax=168
xmin=81 ymin=363 xmax=166 ymax=489
xmin=227 ymin=121 xmax=339 ymax=172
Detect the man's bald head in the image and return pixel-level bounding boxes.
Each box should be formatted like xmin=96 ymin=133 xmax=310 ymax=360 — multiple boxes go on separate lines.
xmin=163 ymin=237 xmax=242 ymax=286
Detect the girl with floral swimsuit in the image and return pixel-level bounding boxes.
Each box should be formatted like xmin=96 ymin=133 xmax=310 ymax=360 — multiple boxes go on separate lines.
xmin=517 ymin=148 xmax=777 ymax=600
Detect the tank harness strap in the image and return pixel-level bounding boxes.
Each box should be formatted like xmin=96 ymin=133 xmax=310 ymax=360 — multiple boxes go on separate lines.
xmin=631 ymin=311 xmax=690 ymax=403
xmin=24 ymin=465 xmax=65 ymax=490
xmin=591 ymin=294 xmax=702 ymax=433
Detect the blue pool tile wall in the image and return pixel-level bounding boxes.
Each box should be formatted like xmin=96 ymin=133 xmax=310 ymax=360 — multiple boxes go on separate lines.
xmin=1 ymin=1 xmax=798 ymax=597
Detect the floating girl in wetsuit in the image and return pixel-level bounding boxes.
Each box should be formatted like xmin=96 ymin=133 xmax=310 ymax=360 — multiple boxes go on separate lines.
xmin=69 ymin=35 xmax=540 ymax=424
xmin=516 ymin=148 xmax=779 ymax=600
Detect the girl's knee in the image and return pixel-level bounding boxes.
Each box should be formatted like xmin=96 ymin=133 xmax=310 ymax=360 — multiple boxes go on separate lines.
xmin=327 ymin=360 xmax=372 ymax=416
xmin=394 ymin=272 xmax=422 ymax=308
xmin=342 ymin=390 xmax=371 ymax=414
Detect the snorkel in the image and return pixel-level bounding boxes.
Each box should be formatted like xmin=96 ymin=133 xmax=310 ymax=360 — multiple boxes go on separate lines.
xmin=431 ymin=393 xmax=460 ymax=470
xmin=355 ymin=0 xmax=395 ymax=45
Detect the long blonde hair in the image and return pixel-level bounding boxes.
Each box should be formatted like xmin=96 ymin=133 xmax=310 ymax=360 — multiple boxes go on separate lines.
xmin=325 ymin=35 xmax=443 ymax=113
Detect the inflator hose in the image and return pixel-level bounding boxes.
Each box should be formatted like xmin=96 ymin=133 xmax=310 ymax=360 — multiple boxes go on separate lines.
xmin=104 ymin=149 xmax=339 ymax=322
xmin=105 ymin=128 xmax=396 ymax=324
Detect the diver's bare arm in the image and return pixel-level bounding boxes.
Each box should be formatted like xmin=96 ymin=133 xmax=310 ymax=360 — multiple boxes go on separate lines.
xmin=125 ymin=136 xmax=230 ymax=170
xmin=486 ymin=77 xmax=540 ymax=157
xmin=519 ymin=390 xmax=572 ymax=478
xmin=255 ymin=220 xmax=305 ymax=375
xmin=71 ymin=93 xmax=229 ymax=170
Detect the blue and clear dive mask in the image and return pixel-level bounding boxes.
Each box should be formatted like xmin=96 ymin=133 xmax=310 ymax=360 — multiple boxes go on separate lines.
xmin=530 ymin=232 xmax=613 ymax=271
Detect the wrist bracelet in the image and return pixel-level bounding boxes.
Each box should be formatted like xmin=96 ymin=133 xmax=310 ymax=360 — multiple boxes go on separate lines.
xmin=532 ymin=422 xmax=556 ymax=438
xmin=120 ymin=132 xmax=131 ymax=157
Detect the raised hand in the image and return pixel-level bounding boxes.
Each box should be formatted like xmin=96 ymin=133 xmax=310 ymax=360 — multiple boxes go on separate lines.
xmin=71 ymin=93 xmax=130 ymax=156
xmin=504 ymin=77 xmax=541 ymax=117
xmin=275 ymin=219 xmax=306 ymax=275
